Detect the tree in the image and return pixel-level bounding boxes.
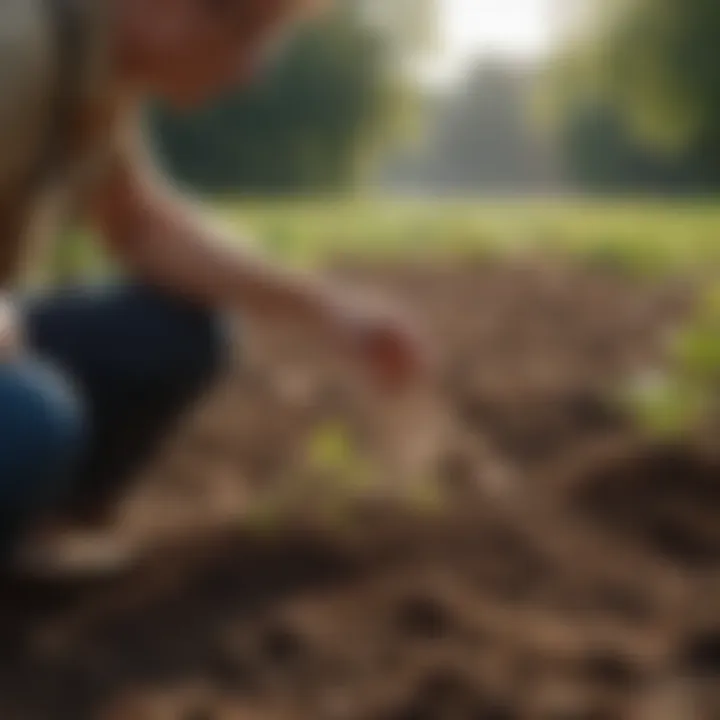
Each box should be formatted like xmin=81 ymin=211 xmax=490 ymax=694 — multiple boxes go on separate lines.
xmin=383 ymin=60 xmax=561 ymax=194
xmin=546 ymin=0 xmax=720 ymax=191
xmin=149 ymin=4 xmax=408 ymax=194
xmin=584 ymin=0 xmax=720 ymax=151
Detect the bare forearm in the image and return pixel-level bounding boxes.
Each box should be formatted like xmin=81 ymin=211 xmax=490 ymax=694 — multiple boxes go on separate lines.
xmin=102 ymin=188 xmax=345 ymax=331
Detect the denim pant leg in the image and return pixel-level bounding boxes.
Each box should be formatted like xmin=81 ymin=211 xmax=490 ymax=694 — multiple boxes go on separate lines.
xmin=0 ymin=358 xmax=87 ymax=551
xmin=22 ymin=282 xmax=232 ymax=521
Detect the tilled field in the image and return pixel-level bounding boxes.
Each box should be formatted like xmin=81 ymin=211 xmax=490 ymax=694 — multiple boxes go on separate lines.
xmin=1 ymin=257 xmax=719 ymax=720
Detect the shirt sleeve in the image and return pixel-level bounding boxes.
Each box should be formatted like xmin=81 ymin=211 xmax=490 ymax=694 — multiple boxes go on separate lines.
xmin=0 ymin=0 xmax=56 ymax=194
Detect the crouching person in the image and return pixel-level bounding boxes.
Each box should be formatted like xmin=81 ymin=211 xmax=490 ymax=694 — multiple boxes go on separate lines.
xmin=0 ymin=0 xmax=427 ymax=575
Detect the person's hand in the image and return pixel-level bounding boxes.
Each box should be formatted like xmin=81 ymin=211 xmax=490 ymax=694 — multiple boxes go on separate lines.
xmin=0 ymin=298 xmax=21 ymax=360
xmin=330 ymin=294 xmax=433 ymax=394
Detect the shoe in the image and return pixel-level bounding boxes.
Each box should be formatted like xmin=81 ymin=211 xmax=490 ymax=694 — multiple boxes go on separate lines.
xmin=11 ymin=521 xmax=139 ymax=580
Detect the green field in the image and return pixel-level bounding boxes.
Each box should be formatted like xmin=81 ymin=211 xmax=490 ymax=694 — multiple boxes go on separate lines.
xmin=53 ymin=198 xmax=720 ymax=280
xmin=224 ymin=198 xmax=720 ymax=272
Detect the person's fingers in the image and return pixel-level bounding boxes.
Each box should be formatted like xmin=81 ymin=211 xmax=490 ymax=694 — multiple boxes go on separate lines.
xmin=363 ymin=323 xmax=432 ymax=394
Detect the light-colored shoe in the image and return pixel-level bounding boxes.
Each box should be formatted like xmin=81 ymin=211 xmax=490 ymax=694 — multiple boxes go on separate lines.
xmin=12 ymin=523 xmax=140 ymax=580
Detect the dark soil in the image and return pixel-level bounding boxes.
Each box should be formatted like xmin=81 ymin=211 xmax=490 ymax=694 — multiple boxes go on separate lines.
xmin=1 ymin=257 xmax=718 ymax=720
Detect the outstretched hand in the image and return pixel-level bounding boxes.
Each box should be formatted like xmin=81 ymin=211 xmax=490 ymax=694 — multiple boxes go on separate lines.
xmin=330 ymin=294 xmax=433 ymax=394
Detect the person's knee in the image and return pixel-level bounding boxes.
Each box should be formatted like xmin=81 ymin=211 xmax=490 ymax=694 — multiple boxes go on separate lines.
xmin=0 ymin=359 xmax=88 ymax=510
xmin=127 ymin=284 xmax=234 ymax=389
xmin=177 ymin=303 xmax=233 ymax=385
xmin=22 ymin=282 xmax=234 ymax=391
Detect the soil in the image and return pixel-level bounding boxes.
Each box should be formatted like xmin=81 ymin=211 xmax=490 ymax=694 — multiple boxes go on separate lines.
xmin=1 ymin=256 xmax=719 ymax=720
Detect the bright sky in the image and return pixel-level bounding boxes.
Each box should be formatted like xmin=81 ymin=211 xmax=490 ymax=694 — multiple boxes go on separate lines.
xmin=429 ymin=0 xmax=558 ymax=83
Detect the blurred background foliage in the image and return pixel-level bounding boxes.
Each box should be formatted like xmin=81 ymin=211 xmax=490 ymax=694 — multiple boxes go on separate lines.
xmin=144 ymin=0 xmax=720 ymax=197
xmin=547 ymin=0 xmax=720 ymax=192
xmin=148 ymin=0 xmax=419 ymax=194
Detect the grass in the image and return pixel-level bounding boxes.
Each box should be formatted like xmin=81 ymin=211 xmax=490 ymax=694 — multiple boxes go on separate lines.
xmin=217 ymin=197 xmax=720 ymax=273
xmin=51 ymin=196 xmax=720 ymax=280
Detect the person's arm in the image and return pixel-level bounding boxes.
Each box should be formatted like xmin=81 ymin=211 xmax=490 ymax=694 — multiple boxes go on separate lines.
xmin=92 ymin=151 xmax=348 ymax=332
xmin=86 ymin=114 xmax=428 ymax=389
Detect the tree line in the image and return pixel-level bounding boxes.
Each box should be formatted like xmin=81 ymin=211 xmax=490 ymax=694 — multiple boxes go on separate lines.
xmin=149 ymin=2 xmax=403 ymax=194
xmin=148 ymin=0 xmax=720 ymax=195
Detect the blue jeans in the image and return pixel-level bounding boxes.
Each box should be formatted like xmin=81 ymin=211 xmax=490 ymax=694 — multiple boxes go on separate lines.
xmin=0 ymin=283 xmax=231 ymax=553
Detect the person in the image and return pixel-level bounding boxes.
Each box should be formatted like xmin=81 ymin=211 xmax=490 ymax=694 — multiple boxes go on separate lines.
xmin=0 ymin=0 xmax=428 ymax=574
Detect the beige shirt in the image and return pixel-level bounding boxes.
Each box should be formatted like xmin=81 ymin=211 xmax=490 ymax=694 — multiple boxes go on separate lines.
xmin=0 ymin=0 xmax=115 ymax=287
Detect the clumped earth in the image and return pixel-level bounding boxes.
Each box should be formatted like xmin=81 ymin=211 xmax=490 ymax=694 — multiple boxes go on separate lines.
xmin=1 ymin=257 xmax=719 ymax=720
